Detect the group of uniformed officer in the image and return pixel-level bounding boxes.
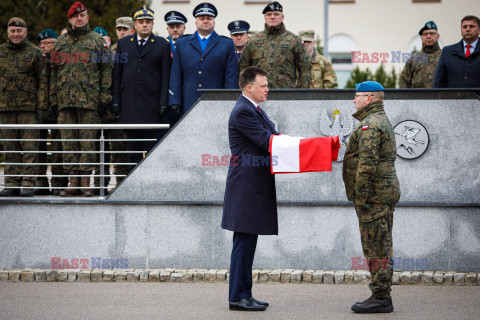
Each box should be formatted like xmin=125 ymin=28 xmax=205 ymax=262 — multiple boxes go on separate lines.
xmin=0 ymin=1 xmax=339 ymax=197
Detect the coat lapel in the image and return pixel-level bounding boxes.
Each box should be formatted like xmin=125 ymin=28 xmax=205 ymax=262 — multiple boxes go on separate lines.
xmin=140 ymin=36 xmax=155 ymax=57
xmin=128 ymin=35 xmax=139 ymax=58
xmin=241 ymin=96 xmax=275 ymax=134
xmin=202 ymin=31 xmax=219 ymax=58
xmin=189 ymin=32 xmax=203 ymax=55
xmin=452 ymin=40 xmax=467 ymax=59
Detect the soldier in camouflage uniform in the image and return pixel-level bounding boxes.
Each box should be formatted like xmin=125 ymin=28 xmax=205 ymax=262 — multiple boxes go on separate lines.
xmin=343 ymin=81 xmax=400 ymax=314
xmin=111 ymin=17 xmax=135 ymax=53
xmin=238 ymin=2 xmax=311 ymax=88
xmin=400 ymin=21 xmax=442 ymax=88
xmin=36 ymin=28 xmax=68 ymax=196
xmin=50 ymin=2 xmax=112 ymax=197
xmin=0 ymin=17 xmax=47 ymax=197
xmin=299 ymin=30 xmax=338 ymax=89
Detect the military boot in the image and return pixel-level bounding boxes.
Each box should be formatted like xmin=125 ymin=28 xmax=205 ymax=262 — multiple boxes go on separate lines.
xmin=80 ymin=176 xmax=94 ymax=197
xmin=351 ymin=296 xmax=393 ymax=313
xmin=59 ymin=172 xmax=81 ymax=197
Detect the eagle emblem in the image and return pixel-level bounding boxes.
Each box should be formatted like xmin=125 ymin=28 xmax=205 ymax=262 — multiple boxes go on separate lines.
xmin=319 ymin=107 xmax=353 ymax=161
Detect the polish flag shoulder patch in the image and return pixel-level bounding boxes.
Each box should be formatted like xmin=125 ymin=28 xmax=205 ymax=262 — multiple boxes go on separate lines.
xmin=362 ymin=125 xmax=369 ymax=131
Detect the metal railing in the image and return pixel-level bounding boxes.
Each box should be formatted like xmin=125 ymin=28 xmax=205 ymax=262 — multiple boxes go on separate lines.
xmin=0 ymin=124 xmax=169 ymax=198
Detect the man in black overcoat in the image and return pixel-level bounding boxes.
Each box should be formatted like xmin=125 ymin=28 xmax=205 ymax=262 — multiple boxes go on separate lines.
xmin=222 ymin=66 xmax=279 ymax=311
xmin=112 ymin=6 xmax=171 ymax=166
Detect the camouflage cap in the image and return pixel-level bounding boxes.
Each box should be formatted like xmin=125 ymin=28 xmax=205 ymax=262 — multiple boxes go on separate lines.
xmin=419 ymin=21 xmax=437 ymax=35
xmin=116 ymin=17 xmax=133 ymax=29
xmin=7 ymin=17 xmax=26 ymax=28
xmin=299 ymin=30 xmax=315 ymax=42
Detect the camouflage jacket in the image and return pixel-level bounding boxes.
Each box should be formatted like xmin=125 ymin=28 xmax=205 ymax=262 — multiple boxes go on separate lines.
xmin=343 ymin=100 xmax=401 ymax=209
xmin=310 ymin=50 xmax=338 ymax=89
xmin=239 ymin=23 xmax=311 ymax=88
xmin=0 ymin=38 xmax=47 ymax=112
xmin=50 ymin=24 xmax=112 ymax=110
xmin=399 ymin=42 xmax=442 ymax=88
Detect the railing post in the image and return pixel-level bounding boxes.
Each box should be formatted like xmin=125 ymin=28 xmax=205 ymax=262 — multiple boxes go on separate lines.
xmin=100 ymin=128 xmax=105 ymax=198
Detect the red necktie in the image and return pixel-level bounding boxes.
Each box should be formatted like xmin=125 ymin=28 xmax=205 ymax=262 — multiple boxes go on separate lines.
xmin=466 ymin=44 xmax=472 ymax=58
xmin=256 ymin=106 xmax=262 ymax=113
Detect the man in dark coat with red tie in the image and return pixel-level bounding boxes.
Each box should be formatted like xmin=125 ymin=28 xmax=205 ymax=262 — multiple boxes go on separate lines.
xmin=434 ymin=15 xmax=480 ymax=88
xmin=112 ymin=6 xmax=171 ymax=166
xmin=222 ymin=66 xmax=279 ymax=312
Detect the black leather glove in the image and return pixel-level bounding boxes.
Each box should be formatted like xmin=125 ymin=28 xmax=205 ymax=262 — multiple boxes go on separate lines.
xmin=51 ymin=104 xmax=58 ymax=118
xmin=159 ymin=105 xmax=168 ymax=117
xmin=111 ymin=102 xmax=122 ymax=116
xmin=98 ymin=102 xmax=109 ymax=118
xmin=170 ymin=104 xmax=180 ymax=114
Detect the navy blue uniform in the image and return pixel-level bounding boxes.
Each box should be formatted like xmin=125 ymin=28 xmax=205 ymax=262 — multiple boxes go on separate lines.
xmin=168 ymin=31 xmax=238 ymax=113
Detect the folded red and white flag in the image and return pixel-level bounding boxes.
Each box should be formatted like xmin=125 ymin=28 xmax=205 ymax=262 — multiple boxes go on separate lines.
xmin=269 ymin=135 xmax=340 ymax=174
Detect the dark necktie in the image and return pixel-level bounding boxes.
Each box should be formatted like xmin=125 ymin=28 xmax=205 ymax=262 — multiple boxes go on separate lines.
xmin=466 ymin=44 xmax=471 ymax=58
xmin=138 ymin=39 xmax=146 ymax=55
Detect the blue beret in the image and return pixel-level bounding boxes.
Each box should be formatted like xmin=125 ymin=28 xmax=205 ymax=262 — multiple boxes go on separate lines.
xmin=263 ymin=1 xmax=283 ymax=14
xmin=37 ymin=29 xmax=58 ymax=42
xmin=193 ymin=2 xmax=217 ymax=18
xmin=93 ymin=27 xmax=108 ymax=36
xmin=419 ymin=21 xmax=437 ymax=35
xmin=355 ymin=81 xmax=385 ymax=92
xmin=165 ymin=11 xmax=187 ymax=24
xmin=133 ymin=6 xmax=154 ymax=20
xmin=228 ymin=20 xmax=250 ymax=35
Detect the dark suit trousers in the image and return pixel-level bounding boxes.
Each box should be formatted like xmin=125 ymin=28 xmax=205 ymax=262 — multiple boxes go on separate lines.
xmin=229 ymin=232 xmax=258 ymax=302
xmin=125 ymin=129 xmax=158 ymax=167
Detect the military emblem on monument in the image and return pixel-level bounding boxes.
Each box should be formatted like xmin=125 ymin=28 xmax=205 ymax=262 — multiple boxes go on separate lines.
xmin=394 ymin=120 xmax=429 ymax=159
xmin=319 ymin=107 xmax=353 ymax=161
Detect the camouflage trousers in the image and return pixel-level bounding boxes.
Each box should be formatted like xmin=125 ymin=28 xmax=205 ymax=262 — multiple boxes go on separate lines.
xmin=37 ymin=127 xmax=68 ymax=189
xmin=0 ymin=111 xmax=39 ymax=187
xmin=355 ymin=203 xmax=394 ymax=299
xmin=58 ymin=108 xmax=100 ymax=174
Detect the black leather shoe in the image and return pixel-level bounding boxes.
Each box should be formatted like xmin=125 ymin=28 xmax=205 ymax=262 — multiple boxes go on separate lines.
xmin=229 ymin=298 xmax=266 ymax=311
xmin=0 ymin=189 xmax=20 ymax=197
xmin=247 ymin=297 xmax=269 ymax=307
xmin=34 ymin=189 xmax=51 ymax=196
xmin=20 ymin=189 xmax=35 ymax=197
xmin=351 ymin=296 xmax=393 ymax=313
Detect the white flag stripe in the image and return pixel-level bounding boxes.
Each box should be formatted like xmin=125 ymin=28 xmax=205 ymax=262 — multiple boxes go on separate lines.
xmin=271 ymin=135 xmax=302 ymax=173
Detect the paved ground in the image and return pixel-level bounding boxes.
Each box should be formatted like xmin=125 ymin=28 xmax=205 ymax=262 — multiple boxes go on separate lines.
xmin=1 ymin=282 xmax=479 ymax=320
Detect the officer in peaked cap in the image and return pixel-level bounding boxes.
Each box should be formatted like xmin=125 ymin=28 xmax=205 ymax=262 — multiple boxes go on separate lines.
xmin=193 ymin=2 xmax=218 ymax=18
xmin=228 ymin=20 xmax=250 ymax=60
xmin=344 ymin=80 xmax=400 ymax=314
xmin=164 ymin=11 xmax=188 ymax=54
xmin=400 ymin=21 xmax=441 ymax=88
xmin=112 ymin=4 xmax=172 ymax=169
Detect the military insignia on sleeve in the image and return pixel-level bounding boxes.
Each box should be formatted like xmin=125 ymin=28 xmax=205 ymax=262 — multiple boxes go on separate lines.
xmin=362 ymin=125 xmax=369 ymax=131
xmin=394 ymin=120 xmax=429 ymax=159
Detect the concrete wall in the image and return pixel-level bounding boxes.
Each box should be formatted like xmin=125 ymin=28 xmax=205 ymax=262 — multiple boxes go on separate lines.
xmin=1 ymin=90 xmax=479 ymax=271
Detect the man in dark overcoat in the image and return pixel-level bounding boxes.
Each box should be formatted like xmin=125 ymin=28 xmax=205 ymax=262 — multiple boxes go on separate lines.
xmin=168 ymin=2 xmax=238 ymax=116
xmin=112 ymin=6 xmax=171 ymax=166
xmin=221 ymin=66 xmax=279 ymax=312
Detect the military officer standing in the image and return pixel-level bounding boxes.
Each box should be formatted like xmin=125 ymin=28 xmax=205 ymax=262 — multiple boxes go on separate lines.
xmin=299 ymin=30 xmax=338 ymax=89
xmin=168 ymin=2 xmax=238 ymax=114
xmin=343 ymin=81 xmax=400 ymax=314
xmin=228 ymin=20 xmax=250 ymax=61
xmin=239 ymin=2 xmax=311 ymax=88
xmin=400 ymin=21 xmax=442 ymax=88
xmin=112 ymin=6 xmax=171 ymax=167
xmin=164 ymin=11 xmax=187 ymax=55
xmin=0 ymin=17 xmax=47 ymax=197
xmin=50 ymin=2 xmax=112 ymax=197
xmin=94 ymin=27 xmax=111 ymax=48
xmin=112 ymin=17 xmax=135 ymax=53
xmin=36 ymin=28 xmax=68 ymax=196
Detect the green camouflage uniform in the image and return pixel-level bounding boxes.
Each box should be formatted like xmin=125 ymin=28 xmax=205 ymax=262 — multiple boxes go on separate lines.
xmin=342 ymin=100 xmax=401 ymax=299
xmin=37 ymin=51 xmax=68 ymax=190
xmin=310 ymin=49 xmax=338 ymax=89
xmin=94 ymin=44 xmax=129 ymax=191
xmin=399 ymin=42 xmax=442 ymax=88
xmin=50 ymin=23 xmax=112 ymax=174
xmin=0 ymin=37 xmax=47 ymax=188
xmin=239 ymin=23 xmax=311 ymax=88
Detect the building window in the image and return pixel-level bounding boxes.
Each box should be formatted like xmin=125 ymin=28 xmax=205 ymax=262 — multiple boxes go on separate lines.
xmin=328 ymin=34 xmax=357 ymax=88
